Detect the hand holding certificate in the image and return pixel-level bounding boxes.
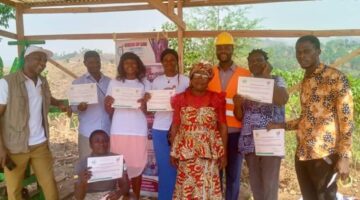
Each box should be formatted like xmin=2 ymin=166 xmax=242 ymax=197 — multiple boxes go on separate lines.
xmin=147 ymin=89 xmax=175 ymax=111
xmin=112 ymin=87 xmax=142 ymax=109
xmin=253 ymin=129 xmax=285 ymax=156
xmin=67 ymin=83 xmax=98 ymax=105
xmin=87 ymin=155 xmax=124 ymax=183
xmin=237 ymin=77 xmax=274 ymax=104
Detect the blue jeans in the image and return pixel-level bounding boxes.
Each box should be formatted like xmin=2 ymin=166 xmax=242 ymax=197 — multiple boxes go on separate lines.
xmin=221 ymin=132 xmax=243 ymax=200
xmin=152 ymin=129 xmax=177 ymax=200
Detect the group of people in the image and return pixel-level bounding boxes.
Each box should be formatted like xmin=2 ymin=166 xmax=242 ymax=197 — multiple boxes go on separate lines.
xmin=0 ymin=32 xmax=354 ymax=200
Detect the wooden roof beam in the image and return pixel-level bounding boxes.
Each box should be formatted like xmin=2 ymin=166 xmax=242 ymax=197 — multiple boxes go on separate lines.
xmin=23 ymin=4 xmax=153 ymax=14
xmin=148 ymin=0 xmax=186 ymax=30
xmin=24 ymin=31 xmax=179 ymax=40
xmin=183 ymin=0 xmax=313 ymax=7
xmin=0 ymin=0 xmax=17 ymax=7
xmin=184 ymin=29 xmax=360 ymax=38
xmin=0 ymin=29 xmax=17 ymax=39
xmin=23 ymin=29 xmax=360 ymax=41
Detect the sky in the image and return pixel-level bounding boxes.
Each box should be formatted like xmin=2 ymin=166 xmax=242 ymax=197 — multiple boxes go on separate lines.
xmin=1 ymin=0 xmax=360 ymax=66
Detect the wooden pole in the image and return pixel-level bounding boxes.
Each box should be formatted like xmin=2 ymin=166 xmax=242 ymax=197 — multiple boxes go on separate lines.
xmin=23 ymin=4 xmax=152 ymax=14
xmin=48 ymin=59 xmax=78 ymax=79
xmin=15 ymin=6 xmax=25 ymax=57
xmin=0 ymin=29 xmax=17 ymax=39
xmin=23 ymin=29 xmax=360 ymax=41
xmin=148 ymin=0 xmax=186 ymax=30
xmin=177 ymin=0 xmax=184 ymax=73
xmin=0 ymin=0 xmax=17 ymax=7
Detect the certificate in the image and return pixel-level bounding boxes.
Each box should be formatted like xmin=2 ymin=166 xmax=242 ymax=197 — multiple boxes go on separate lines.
xmin=87 ymin=155 xmax=124 ymax=183
xmin=147 ymin=89 xmax=175 ymax=111
xmin=67 ymin=83 xmax=98 ymax=105
xmin=237 ymin=77 xmax=274 ymax=104
xmin=253 ymin=129 xmax=285 ymax=156
xmin=112 ymin=87 xmax=142 ymax=109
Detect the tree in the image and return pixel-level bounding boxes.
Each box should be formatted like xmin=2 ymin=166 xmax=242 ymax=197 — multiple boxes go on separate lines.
xmin=0 ymin=3 xmax=14 ymax=28
xmin=162 ymin=6 xmax=260 ymax=72
xmin=321 ymin=39 xmax=360 ymax=76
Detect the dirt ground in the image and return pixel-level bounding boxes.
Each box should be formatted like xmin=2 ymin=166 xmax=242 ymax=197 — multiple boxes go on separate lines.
xmin=45 ymin=57 xmax=359 ymax=200
xmin=48 ymin=114 xmax=360 ymax=200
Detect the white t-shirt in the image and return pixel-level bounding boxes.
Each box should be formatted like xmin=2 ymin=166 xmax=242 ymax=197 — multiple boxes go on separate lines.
xmin=106 ymin=78 xmax=151 ymax=136
xmin=151 ymin=74 xmax=189 ymax=130
xmin=0 ymin=77 xmax=47 ymax=146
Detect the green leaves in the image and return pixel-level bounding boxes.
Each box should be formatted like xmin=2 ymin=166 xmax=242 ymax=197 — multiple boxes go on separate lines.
xmin=162 ymin=6 xmax=259 ymax=71
xmin=0 ymin=3 xmax=15 ymax=29
xmin=0 ymin=56 xmax=3 ymax=78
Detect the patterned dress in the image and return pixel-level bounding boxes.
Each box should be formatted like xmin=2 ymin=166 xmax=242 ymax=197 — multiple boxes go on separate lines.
xmin=170 ymin=89 xmax=226 ymax=200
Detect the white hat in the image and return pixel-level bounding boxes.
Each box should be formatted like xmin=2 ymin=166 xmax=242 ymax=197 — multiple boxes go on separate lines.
xmin=24 ymin=46 xmax=53 ymax=58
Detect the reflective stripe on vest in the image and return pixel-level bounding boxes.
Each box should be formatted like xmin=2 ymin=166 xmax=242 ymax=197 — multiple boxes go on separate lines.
xmin=208 ymin=66 xmax=251 ymax=128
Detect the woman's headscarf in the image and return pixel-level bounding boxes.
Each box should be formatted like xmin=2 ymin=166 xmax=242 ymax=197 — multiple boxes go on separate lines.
xmin=189 ymin=62 xmax=214 ymax=79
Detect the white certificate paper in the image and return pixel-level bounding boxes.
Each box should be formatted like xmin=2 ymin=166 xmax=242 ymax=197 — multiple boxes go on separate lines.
xmin=112 ymin=87 xmax=142 ymax=109
xmin=253 ymin=129 xmax=285 ymax=156
xmin=237 ymin=77 xmax=274 ymax=104
xmin=147 ymin=89 xmax=175 ymax=111
xmin=67 ymin=83 xmax=98 ymax=105
xmin=87 ymin=155 xmax=123 ymax=183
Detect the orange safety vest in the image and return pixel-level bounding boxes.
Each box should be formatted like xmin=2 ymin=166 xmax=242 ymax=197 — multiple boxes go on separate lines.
xmin=208 ymin=66 xmax=251 ymax=128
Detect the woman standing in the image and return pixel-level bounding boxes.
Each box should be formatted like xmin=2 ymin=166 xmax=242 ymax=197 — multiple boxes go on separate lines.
xmin=170 ymin=63 xmax=227 ymax=200
xmin=150 ymin=49 xmax=189 ymax=200
xmin=234 ymin=49 xmax=289 ymax=200
xmin=104 ymin=52 xmax=151 ymax=199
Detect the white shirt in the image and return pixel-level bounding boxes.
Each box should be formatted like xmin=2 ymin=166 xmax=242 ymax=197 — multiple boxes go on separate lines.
xmin=151 ymin=74 xmax=189 ymax=130
xmin=106 ymin=78 xmax=151 ymax=136
xmin=71 ymin=73 xmax=111 ymax=137
xmin=0 ymin=76 xmax=47 ymax=145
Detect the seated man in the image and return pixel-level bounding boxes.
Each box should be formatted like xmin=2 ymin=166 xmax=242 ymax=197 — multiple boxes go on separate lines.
xmin=75 ymin=129 xmax=135 ymax=200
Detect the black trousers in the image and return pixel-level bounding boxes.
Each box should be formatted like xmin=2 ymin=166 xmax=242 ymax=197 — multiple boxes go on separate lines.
xmin=295 ymin=154 xmax=338 ymax=200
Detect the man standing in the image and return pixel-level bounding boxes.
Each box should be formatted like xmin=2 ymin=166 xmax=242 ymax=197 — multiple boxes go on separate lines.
xmin=208 ymin=32 xmax=251 ymax=200
xmin=275 ymin=35 xmax=354 ymax=200
xmin=0 ymin=46 xmax=68 ymax=200
xmin=71 ymin=51 xmax=111 ymax=160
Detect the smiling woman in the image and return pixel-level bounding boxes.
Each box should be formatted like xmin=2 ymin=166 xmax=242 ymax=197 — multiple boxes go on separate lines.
xmin=169 ymin=63 xmax=228 ymax=199
xmin=104 ymin=52 xmax=151 ymax=199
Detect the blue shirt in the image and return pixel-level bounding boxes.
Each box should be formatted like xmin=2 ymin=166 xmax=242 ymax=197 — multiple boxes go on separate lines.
xmin=238 ymin=76 xmax=286 ymax=155
xmin=71 ymin=73 xmax=111 ymax=137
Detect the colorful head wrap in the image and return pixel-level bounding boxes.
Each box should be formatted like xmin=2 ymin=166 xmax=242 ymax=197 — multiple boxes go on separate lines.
xmin=189 ymin=62 xmax=213 ymax=79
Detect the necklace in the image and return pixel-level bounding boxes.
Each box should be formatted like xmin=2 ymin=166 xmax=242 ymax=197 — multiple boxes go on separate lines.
xmin=165 ymin=74 xmax=176 ymax=84
xmin=166 ymin=77 xmax=172 ymax=83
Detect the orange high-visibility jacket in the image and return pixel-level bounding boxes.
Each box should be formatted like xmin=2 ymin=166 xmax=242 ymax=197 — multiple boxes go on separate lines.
xmin=208 ymin=66 xmax=251 ymax=128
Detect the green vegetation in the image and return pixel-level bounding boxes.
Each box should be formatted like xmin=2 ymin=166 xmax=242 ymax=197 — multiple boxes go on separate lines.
xmin=162 ymin=6 xmax=259 ymax=71
xmin=0 ymin=3 xmax=14 ymax=29
xmin=163 ymin=6 xmax=360 ymax=166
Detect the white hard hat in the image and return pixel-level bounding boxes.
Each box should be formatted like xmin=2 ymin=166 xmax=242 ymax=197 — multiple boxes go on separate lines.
xmin=24 ymin=46 xmax=53 ymax=58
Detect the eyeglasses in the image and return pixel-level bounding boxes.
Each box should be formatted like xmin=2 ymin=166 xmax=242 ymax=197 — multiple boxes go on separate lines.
xmin=192 ymin=73 xmax=209 ymax=80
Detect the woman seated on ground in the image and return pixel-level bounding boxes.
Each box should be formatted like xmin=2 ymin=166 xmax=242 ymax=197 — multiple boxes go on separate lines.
xmin=234 ymin=49 xmax=289 ymax=200
xmin=169 ymin=63 xmax=227 ymax=200
xmin=75 ymin=129 xmax=136 ymax=200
